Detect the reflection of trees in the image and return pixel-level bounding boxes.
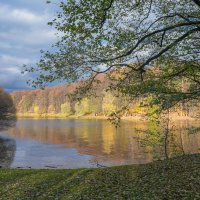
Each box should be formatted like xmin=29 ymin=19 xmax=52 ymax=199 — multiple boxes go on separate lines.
xmin=0 ymin=120 xmax=16 ymax=132
xmin=0 ymin=88 xmax=17 ymax=167
xmin=0 ymin=137 xmax=16 ymax=168
xmin=6 ymin=120 xmax=153 ymax=165
xmin=3 ymin=119 xmax=200 ymax=166
xmin=138 ymin=120 xmax=200 ymax=160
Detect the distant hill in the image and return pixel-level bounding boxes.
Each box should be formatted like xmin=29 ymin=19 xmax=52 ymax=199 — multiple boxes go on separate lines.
xmin=11 ymin=75 xmax=117 ymax=118
xmin=11 ymin=76 xmax=200 ymax=119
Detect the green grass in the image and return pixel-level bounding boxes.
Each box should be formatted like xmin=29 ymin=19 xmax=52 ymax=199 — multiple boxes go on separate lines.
xmin=1 ymin=154 xmax=200 ymax=200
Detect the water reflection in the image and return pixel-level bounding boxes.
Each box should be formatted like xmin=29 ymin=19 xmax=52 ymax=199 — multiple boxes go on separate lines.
xmin=0 ymin=120 xmax=16 ymax=132
xmin=138 ymin=120 xmax=200 ymax=160
xmin=0 ymin=137 xmax=16 ymax=168
xmin=0 ymin=119 xmax=200 ymax=168
xmin=0 ymin=120 xmax=16 ymax=168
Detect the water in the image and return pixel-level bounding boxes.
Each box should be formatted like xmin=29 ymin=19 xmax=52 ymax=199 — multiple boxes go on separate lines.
xmin=0 ymin=119 xmax=200 ymax=168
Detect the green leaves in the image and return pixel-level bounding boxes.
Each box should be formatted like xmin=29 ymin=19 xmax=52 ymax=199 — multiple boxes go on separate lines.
xmin=24 ymin=0 xmax=200 ymax=118
xmin=1 ymin=155 xmax=200 ymax=199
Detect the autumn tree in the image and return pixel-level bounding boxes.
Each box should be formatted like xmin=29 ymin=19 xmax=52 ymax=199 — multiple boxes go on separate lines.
xmin=61 ymin=98 xmax=72 ymax=116
xmin=102 ymin=92 xmax=117 ymax=115
xmin=26 ymin=0 xmax=200 ymax=112
xmin=75 ymin=97 xmax=90 ymax=116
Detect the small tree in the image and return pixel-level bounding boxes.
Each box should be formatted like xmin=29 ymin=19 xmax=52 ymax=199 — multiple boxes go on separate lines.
xmin=61 ymin=100 xmax=72 ymax=116
xmin=0 ymin=88 xmax=16 ymax=120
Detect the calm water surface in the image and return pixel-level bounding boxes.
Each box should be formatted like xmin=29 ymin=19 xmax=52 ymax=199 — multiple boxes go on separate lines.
xmin=0 ymin=119 xmax=200 ymax=168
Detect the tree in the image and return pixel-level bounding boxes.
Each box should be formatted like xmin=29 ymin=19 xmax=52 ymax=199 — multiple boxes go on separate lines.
xmin=75 ymin=97 xmax=90 ymax=116
xmin=61 ymin=98 xmax=72 ymax=116
xmin=26 ymin=0 xmax=200 ymax=112
xmin=102 ymin=92 xmax=117 ymax=115
xmin=0 ymin=88 xmax=16 ymax=120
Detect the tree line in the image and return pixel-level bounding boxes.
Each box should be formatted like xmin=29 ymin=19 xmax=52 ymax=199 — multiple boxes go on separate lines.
xmin=11 ymin=74 xmax=200 ymax=119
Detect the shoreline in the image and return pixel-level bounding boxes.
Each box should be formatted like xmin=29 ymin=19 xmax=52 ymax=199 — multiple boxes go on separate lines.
xmin=1 ymin=154 xmax=200 ymax=199
xmin=16 ymin=113 xmax=200 ymax=121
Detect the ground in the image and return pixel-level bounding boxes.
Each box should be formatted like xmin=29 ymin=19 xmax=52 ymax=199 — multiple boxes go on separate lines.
xmin=0 ymin=154 xmax=200 ymax=200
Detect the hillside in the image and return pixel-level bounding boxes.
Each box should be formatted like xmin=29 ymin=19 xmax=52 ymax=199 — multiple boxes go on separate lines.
xmin=10 ymin=76 xmax=200 ymax=119
xmin=11 ymin=75 xmax=114 ymax=118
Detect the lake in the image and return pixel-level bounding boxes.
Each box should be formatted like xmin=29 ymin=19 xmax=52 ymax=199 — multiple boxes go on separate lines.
xmin=0 ymin=119 xmax=200 ymax=168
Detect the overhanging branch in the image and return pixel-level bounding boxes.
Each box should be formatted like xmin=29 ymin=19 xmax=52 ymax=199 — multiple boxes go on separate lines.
xmin=192 ymin=0 xmax=200 ymax=7
xmin=92 ymin=21 xmax=200 ymax=63
xmin=138 ymin=28 xmax=199 ymax=70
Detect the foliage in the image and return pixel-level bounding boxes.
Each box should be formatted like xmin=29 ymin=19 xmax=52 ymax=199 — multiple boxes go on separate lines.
xmin=75 ymin=97 xmax=90 ymax=116
xmin=24 ymin=0 xmax=200 ymax=113
xmin=1 ymin=154 xmax=200 ymax=199
xmin=33 ymin=105 xmax=40 ymax=115
xmin=102 ymin=92 xmax=117 ymax=115
xmin=117 ymin=63 xmax=200 ymax=117
xmin=61 ymin=100 xmax=72 ymax=116
xmin=0 ymin=88 xmax=16 ymax=120
xmin=11 ymin=79 xmax=200 ymax=119
xmin=89 ymin=96 xmax=103 ymax=114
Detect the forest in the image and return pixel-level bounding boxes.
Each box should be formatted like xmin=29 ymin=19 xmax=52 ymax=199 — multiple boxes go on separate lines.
xmin=11 ymin=72 xmax=200 ymax=119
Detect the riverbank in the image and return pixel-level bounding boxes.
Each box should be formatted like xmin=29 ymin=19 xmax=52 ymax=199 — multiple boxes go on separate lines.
xmin=16 ymin=113 xmax=200 ymax=121
xmin=1 ymin=154 xmax=200 ymax=199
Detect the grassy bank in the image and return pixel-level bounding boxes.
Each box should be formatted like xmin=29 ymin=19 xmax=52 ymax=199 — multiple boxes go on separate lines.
xmin=1 ymin=154 xmax=200 ymax=200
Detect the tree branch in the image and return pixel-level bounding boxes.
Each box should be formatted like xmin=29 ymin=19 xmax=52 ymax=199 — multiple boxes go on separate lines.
xmin=138 ymin=28 xmax=199 ymax=70
xmin=99 ymin=0 xmax=115 ymax=28
xmin=192 ymin=0 xmax=200 ymax=7
xmin=92 ymin=21 xmax=200 ymax=63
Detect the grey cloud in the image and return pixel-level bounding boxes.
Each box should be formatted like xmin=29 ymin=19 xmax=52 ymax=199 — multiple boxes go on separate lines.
xmin=0 ymin=4 xmax=45 ymax=25
xmin=0 ymin=68 xmax=32 ymax=91
xmin=0 ymin=1 xmax=59 ymax=91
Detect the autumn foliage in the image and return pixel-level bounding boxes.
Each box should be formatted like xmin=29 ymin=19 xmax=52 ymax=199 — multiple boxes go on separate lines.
xmin=10 ymin=76 xmax=200 ymax=119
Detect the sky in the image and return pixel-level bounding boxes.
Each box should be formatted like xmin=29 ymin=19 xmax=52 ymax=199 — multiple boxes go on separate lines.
xmin=0 ymin=0 xmax=59 ymax=92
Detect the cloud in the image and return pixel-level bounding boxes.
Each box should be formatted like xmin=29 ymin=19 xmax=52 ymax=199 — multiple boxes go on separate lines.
xmin=0 ymin=67 xmax=32 ymax=91
xmin=0 ymin=29 xmax=57 ymax=47
xmin=0 ymin=67 xmax=20 ymax=74
xmin=0 ymin=2 xmax=59 ymax=91
xmin=0 ymin=55 xmax=33 ymax=91
xmin=0 ymin=55 xmax=31 ymax=67
xmin=0 ymin=3 xmax=48 ymax=25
